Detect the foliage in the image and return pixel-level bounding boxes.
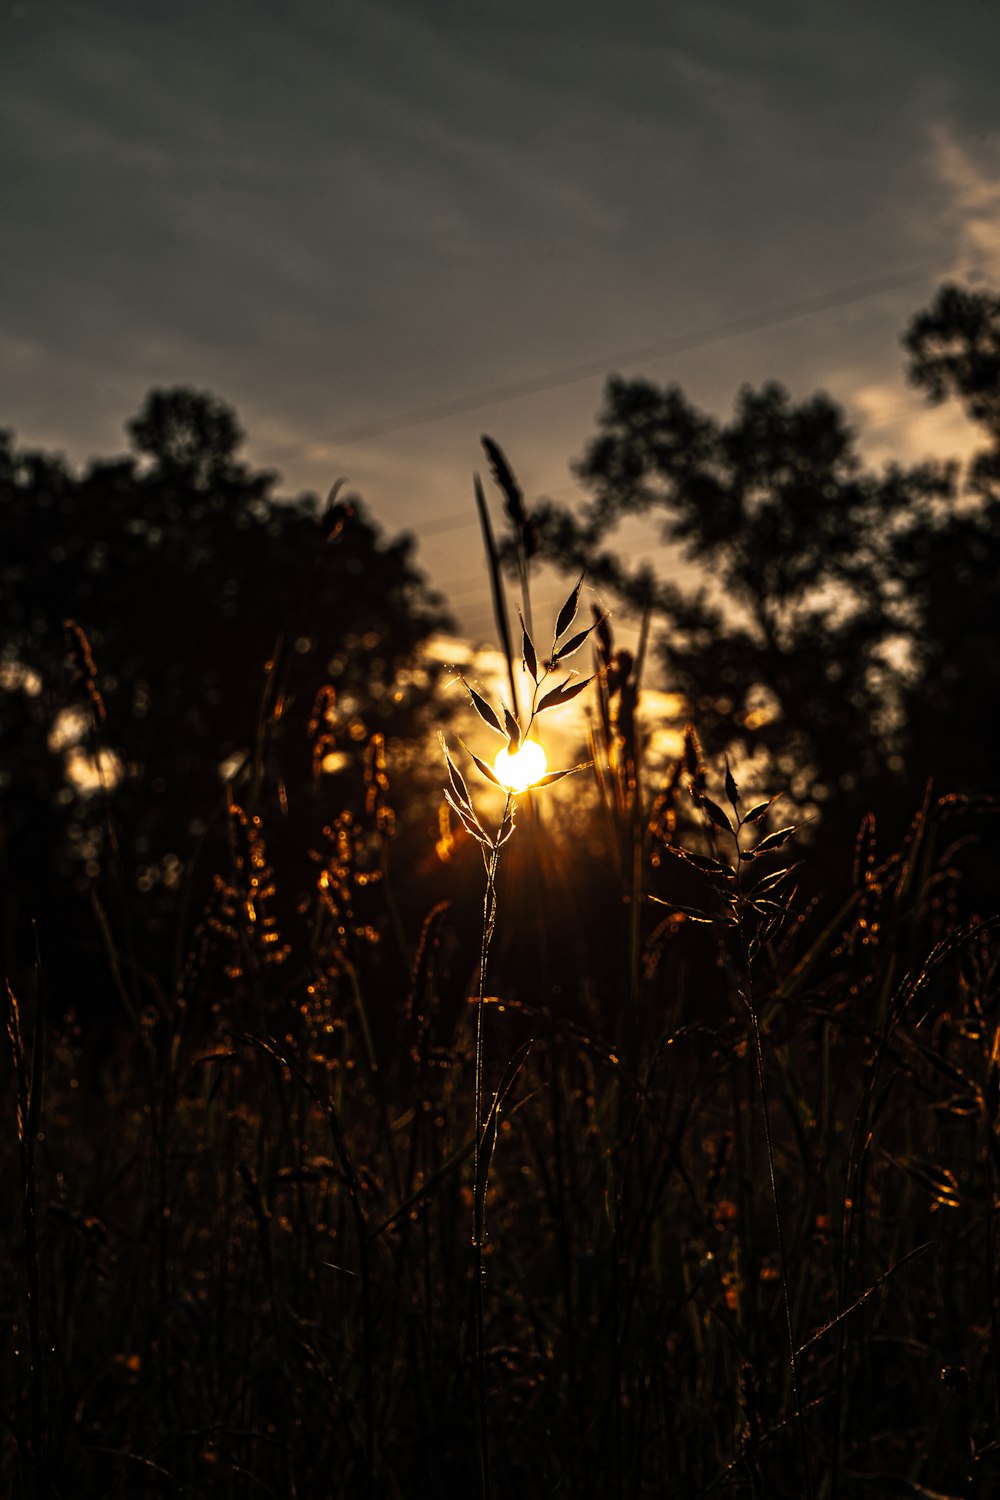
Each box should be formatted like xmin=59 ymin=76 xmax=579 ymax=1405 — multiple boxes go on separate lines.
xmin=523 ymin=285 xmax=1000 ymax=835
xmin=0 ymin=388 xmax=450 ymax=1002
xmin=2 ymin=629 xmax=999 ymax=1496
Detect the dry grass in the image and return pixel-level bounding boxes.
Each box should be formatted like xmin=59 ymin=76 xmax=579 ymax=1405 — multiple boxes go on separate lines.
xmin=2 ymin=448 xmax=1000 ymax=1499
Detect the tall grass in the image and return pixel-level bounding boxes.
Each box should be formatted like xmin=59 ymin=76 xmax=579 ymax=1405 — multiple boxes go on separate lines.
xmin=2 ymin=448 xmax=999 ymax=1498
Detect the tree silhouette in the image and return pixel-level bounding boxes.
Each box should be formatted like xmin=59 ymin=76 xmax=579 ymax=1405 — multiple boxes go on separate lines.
xmin=893 ymin=284 xmax=1000 ymax=804
xmin=127 ymin=387 xmax=247 ymax=488
xmin=0 ymin=388 xmax=449 ymax=1005
xmin=524 ymin=284 xmax=1000 ymax=837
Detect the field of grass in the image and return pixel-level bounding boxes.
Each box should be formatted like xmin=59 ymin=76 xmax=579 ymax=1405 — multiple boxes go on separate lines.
xmin=4 ymin=522 xmax=1000 ymax=1500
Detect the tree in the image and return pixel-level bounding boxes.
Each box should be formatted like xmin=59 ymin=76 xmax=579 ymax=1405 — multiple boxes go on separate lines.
xmin=524 ymin=284 xmax=1000 ymax=836
xmin=0 ymin=388 xmax=449 ymax=1007
xmin=894 ymin=284 xmax=1000 ymax=799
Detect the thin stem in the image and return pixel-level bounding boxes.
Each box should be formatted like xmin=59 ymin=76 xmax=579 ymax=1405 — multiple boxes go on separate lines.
xmin=988 ymin=1150 xmax=1000 ymax=1442
xmin=831 ymin=974 xmax=898 ymax=1497
xmin=472 ymin=789 xmax=512 ymax=1500
xmin=735 ymin=840 xmax=814 ymax=1500
xmin=7 ymin=982 xmax=45 ymax=1498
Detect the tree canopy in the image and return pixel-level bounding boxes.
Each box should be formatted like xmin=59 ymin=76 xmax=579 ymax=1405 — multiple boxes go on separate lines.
xmin=525 ymin=283 xmax=1000 ymax=833
xmin=0 ymin=388 xmax=449 ymax=997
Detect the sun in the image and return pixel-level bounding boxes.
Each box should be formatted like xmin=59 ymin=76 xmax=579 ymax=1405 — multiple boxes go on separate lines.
xmin=494 ymin=740 xmax=547 ymax=792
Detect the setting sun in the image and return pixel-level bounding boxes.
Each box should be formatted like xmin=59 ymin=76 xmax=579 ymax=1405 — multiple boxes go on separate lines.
xmin=494 ymin=739 xmax=547 ymax=792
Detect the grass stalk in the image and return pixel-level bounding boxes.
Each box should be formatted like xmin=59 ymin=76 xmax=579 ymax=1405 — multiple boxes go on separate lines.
xmin=734 ymin=826 xmax=814 ymax=1500
xmin=6 ymin=978 xmax=45 ymax=1498
xmin=472 ymin=789 xmax=512 ymax=1500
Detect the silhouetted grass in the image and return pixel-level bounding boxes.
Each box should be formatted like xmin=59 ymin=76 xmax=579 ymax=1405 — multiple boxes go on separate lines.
xmin=3 ymin=454 xmax=1000 ymax=1499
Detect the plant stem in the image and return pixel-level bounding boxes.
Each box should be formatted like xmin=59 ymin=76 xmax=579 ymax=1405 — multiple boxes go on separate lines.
xmin=6 ymin=981 xmax=45 ymax=1498
xmin=735 ymin=846 xmax=814 ymax=1500
xmin=472 ymin=790 xmax=511 ymax=1500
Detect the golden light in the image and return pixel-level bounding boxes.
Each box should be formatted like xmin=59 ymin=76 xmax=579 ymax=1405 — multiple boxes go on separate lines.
xmin=494 ymin=740 xmax=547 ymax=792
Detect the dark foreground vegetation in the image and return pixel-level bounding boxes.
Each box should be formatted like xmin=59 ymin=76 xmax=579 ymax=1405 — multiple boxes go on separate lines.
xmin=3 ymin=284 xmax=1000 ymax=1497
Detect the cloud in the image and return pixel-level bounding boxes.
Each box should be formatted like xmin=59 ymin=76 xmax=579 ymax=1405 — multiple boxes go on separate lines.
xmin=848 ymin=377 xmax=978 ymax=469
xmin=928 ymin=121 xmax=1000 ymax=266
xmin=4 ymin=0 xmax=1000 ymax=641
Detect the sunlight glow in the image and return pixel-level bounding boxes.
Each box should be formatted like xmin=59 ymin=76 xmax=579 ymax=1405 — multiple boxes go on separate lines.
xmin=66 ymin=746 xmax=123 ymax=793
xmin=494 ymin=740 xmax=547 ymax=792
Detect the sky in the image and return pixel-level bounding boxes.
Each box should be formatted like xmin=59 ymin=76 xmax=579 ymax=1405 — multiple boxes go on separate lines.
xmin=3 ymin=0 xmax=1000 ymax=639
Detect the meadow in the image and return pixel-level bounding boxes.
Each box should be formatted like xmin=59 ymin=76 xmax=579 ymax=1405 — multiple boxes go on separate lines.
xmin=3 ymin=433 xmax=1000 ymax=1500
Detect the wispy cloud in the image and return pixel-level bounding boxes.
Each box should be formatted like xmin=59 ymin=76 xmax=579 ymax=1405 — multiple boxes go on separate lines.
xmin=929 ymin=121 xmax=1000 ymax=265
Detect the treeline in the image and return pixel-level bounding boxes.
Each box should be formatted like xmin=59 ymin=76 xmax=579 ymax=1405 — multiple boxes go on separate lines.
xmin=524 ymin=282 xmax=1000 ymax=843
xmin=0 ymin=388 xmax=450 ymax=1011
